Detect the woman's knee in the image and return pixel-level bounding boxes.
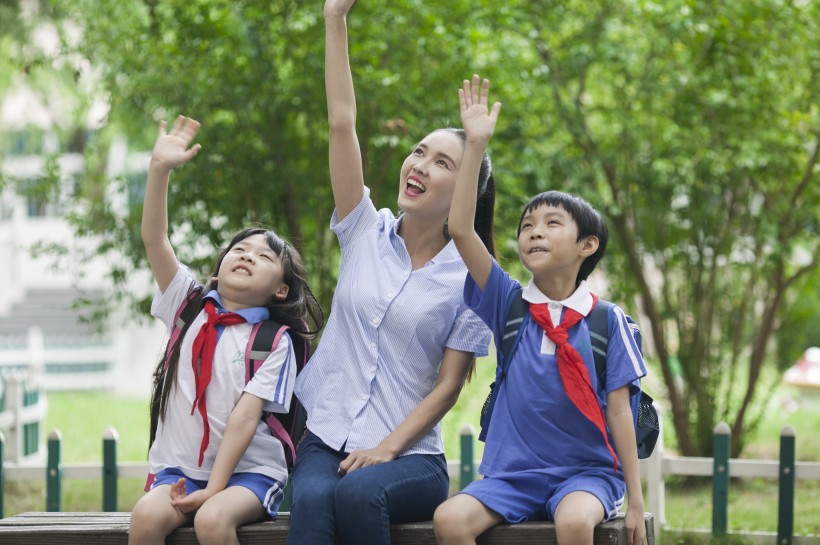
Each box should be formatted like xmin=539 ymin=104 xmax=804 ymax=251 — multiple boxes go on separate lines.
xmin=334 ymin=472 xmax=385 ymax=510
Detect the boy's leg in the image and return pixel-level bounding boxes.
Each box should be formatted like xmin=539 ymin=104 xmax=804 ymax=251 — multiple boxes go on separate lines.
xmin=553 ymin=491 xmax=605 ymax=545
xmin=334 ymin=453 xmax=449 ymax=545
xmin=193 ymin=485 xmax=266 ymax=545
xmin=129 ymin=485 xmax=193 ymax=545
xmin=433 ymin=493 xmax=504 ymax=545
xmin=286 ymin=432 xmax=346 ymax=545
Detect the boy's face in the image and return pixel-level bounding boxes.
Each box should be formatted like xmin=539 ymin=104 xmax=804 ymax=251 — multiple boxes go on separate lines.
xmin=517 ymin=204 xmax=596 ymax=281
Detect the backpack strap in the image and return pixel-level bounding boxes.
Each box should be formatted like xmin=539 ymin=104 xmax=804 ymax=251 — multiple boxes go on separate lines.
xmin=499 ymin=288 xmax=529 ymax=377
xmin=244 ymin=320 xmax=304 ymax=470
xmin=479 ymin=287 xmax=529 ymax=442
xmin=587 ymin=299 xmax=614 ymax=380
xmin=164 ymin=290 xmax=202 ymax=363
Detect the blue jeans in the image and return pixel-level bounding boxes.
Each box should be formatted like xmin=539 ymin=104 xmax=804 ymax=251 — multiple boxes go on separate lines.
xmin=286 ymin=431 xmax=449 ymax=545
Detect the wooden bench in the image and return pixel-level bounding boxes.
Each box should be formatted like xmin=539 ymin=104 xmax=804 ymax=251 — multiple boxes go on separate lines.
xmin=0 ymin=511 xmax=655 ymax=544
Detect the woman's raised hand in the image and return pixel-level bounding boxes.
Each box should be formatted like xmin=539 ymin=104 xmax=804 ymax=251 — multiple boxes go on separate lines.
xmin=459 ymin=74 xmax=502 ymax=145
xmin=150 ymin=115 xmax=202 ymax=172
xmin=324 ymin=0 xmax=356 ymax=19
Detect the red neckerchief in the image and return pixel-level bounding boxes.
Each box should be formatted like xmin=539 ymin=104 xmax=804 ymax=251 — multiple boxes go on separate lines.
xmin=528 ymin=295 xmax=618 ymax=471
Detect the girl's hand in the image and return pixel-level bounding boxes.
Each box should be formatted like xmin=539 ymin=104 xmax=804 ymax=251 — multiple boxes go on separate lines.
xmin=324 ymin=0 xmax=355 ymax=19
xmin=337 ymin=446 xmax=396 ymax=476
xmin=150 ymin=115 xmax=202 ymax=171
xmin=459 ymin=74 xmax=502 ymax=146
xmin=169 ymin=477 xmax=212 ymax=514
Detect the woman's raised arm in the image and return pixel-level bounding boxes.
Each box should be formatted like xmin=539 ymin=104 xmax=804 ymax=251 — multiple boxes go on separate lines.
xmin=324 ymin=0 xmax=365 ymax=221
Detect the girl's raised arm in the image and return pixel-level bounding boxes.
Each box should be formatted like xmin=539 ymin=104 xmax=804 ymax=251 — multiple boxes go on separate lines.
xmin=447 ymin=76 xmax=501 ymax=291
xmin=324 ymin=0 xmax=365 ymax=221
xmin=141 ymin=116 xmax=202 ymax=293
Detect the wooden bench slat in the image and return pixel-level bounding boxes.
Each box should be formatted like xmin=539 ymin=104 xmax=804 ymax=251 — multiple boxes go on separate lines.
xmin=0 ymin=511 xmax=654 ymax=545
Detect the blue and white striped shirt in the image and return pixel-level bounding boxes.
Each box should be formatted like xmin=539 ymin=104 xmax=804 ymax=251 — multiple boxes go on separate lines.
xmin=296 ymin=189 xmax=491 ymax=456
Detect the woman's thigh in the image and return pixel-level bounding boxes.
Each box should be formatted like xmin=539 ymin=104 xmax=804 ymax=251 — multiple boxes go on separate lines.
xmin=335 ymin=453 xmax=449 ymax=523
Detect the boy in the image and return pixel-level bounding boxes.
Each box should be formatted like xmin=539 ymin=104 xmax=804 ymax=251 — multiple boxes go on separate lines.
xmin=433 ymin=75 xmax=647 ymax=545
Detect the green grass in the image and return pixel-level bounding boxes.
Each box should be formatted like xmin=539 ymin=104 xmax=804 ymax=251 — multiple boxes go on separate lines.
xmin=3 ymin=376 xmax=819 ymax=538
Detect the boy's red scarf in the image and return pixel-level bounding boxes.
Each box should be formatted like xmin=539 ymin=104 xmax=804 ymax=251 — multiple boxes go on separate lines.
xmin=190 ymin=299 xmax=246 ymax=466
xmin=528 ymin=296 xmax=618 ymax=471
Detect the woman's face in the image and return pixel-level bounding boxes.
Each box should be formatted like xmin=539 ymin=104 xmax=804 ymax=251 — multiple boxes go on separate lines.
xmin=397 ymin=130 xmax=464 ymax=224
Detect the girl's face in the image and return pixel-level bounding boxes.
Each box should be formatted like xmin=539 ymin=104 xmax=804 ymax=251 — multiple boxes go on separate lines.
xmin=215 ymin=234 xmax=289 ymax=310
xmin=397 ymin=131 xmax=464 ymax=223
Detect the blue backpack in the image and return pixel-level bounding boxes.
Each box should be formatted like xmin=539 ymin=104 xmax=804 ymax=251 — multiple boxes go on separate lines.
xmin=479 ymin=288 xmax=659 ymax=459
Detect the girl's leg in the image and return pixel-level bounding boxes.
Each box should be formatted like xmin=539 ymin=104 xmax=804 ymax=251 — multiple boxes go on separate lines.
xmin=334 ymin=453 xmax=449 ymax=545
xmin=553 ymin=491 xmax=605 ymax=545
xmin=286 ymin=432 xmax=346 ymax=545
xmin=128 ymin=485 xmax=193 ymax=545
xmin=433 ymin=493 xmax=504 ymax=545
xmin=193 ymin=486 xmax=266 ymax=545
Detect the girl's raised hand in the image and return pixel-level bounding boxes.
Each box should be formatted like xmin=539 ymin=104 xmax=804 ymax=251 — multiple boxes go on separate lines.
xmin=324 ymin=0 xmax=356 ymax=18
xmin=459 ymin=74 xmax=502 ymax=145
xmin=150 ymin=115 xmax=202 ymax=171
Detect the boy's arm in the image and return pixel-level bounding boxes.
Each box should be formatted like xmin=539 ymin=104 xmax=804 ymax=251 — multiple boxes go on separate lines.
xmin=447 ymin=75 xmax=501 ymax=291
xmin=141 ymin=116 xmax=201 ymax=293
xmin=607 ymin=386 xmax=648 ymax=545
xmin=324 ymin=0 xmax=365 ymax=221
xmin=170 ymin=392 xmax=266 ymax=514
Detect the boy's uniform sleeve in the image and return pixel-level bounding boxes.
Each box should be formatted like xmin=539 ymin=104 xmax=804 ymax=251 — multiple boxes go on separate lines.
xmin=463 ymin=258 xmax=522 ymax=342
xmin=604 ymin=304 xmax=648 ymax=395
xmin=244 ymin=333 xmax=296 ymax=414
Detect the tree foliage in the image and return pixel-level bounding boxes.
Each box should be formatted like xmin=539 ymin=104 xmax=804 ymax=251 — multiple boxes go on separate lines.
xmin=10 ymin=0 xmax=819 ymax=456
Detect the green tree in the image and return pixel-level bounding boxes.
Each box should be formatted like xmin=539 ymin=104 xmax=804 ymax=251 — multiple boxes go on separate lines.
xmin=482 ymin=0 xmax=819 ymax=456
xmin=23 ymin=0 xmax=820 ymax=457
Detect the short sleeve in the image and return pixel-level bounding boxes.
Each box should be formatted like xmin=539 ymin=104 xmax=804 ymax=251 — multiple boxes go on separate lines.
xmin=244 ymin=332 xmax=296 ymax=414
xmin=150 ymin=264 xmax=199 ymax=331
xmin=604 ymin=305 xmax=648 ymax=394
xmin=330 ymin=187 xmax=382 ymax=247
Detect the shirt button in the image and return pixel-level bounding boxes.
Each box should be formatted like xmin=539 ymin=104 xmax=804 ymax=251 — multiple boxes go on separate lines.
xmin=386 ymin=292 xmax=393 ymax=299
xmin=371 ymin=317 xmax=379 ymax=325
xmin=361 ymin=394 xmax=368 ymax=401
xmin=370 ymin=342 xmax=376 ymax=350
xmin=370 ymin=366 xmax=376 ymax=373
xmin=549 ymin=302 xmax=560 ymax=309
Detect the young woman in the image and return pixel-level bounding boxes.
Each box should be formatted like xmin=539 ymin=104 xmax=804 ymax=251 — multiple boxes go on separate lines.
xmin=286 ymin=2 xmax=496 ymax=544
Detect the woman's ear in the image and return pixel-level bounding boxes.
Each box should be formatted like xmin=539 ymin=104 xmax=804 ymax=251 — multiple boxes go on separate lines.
xmin=580 ymin=235 xmax=599 ymax=257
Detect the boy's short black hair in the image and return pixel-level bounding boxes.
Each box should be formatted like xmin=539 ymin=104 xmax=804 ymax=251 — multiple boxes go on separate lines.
xmin=517 ymin=190 xmax=609 ymax=285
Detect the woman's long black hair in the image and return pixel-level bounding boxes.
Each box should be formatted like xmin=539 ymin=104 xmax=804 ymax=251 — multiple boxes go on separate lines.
xmin=149 ymin=227 xmax=324 ymax=448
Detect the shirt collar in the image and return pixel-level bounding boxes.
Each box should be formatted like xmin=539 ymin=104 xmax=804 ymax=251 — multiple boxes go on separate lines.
xmin=204 ymin=290 xmax=270 ymax=324
xmin=521 ymin=279 xmax=594 ymax=317
xmin=392 ymin=214 xmax=460 ymax=265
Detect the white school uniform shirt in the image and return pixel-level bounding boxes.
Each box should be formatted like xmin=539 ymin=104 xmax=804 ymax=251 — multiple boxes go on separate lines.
xmin=149 ymin=264 xmax=296 ymax=483
xmin=521 ymin=278 xmax=595 ymax=355
xmin=296 ymin=188 xmax=491 ymax=456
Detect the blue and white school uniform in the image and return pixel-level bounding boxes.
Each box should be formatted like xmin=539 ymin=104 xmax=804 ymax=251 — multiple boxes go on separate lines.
xmin=149 ymin=264 xmax=295 ymax=516
xmin=296 ymin=188 xmax=491 ymax=455
xmin=459 ymin=259 xmax=646 ymax=523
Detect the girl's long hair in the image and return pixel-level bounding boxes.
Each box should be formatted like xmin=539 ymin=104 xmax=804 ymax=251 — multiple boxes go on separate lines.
xmin=149 ymin=227 xmax=324 ymax=448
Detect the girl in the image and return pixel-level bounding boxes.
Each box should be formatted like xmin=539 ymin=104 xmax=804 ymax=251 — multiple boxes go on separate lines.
xmin=286 ymin=1 xmax=495 ymax=544
xmin=130 ymin=115 xmax=323 ymax=545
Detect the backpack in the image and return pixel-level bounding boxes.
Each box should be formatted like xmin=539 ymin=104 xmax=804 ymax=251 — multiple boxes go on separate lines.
xmin=479 ymin=288 xmax=659 ymax=460
xmin=146 ymin=292 xmax=309 ymax=490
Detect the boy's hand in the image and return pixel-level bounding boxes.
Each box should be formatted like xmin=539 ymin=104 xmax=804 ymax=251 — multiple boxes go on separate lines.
xmin=150 ymin=115 xmax=202 ymax=172
xmin=459 ymin=74 xmax=502 ymax=146
xmin=324 ymin=0 xmax=355 ymax=19
xmin=625 ymin=506 xmax=648 ymax=545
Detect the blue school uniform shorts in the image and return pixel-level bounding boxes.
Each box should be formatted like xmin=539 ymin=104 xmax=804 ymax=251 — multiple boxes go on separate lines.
xmin=458 ymin=468 xmax=625 ymax=524
xmin=151 ymin=467 xmax=286 ymax=519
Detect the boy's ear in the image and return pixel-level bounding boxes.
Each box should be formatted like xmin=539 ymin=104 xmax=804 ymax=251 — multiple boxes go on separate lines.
xmin=579 ymin=236 xmax=599 ymax=257
xmin=273 ymin=283 xmax=289 ymax=301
